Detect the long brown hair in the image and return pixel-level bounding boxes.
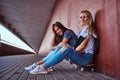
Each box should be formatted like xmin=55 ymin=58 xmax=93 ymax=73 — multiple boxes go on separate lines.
xmin=52 ymin=21 xmax=67 ymax=45
xmin=52 ymin=21 xmax=67 ymax=36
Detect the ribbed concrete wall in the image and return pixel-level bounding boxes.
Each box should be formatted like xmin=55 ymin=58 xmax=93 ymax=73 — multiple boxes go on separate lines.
xmin=96 ymin=0 xmax=120 ymax=79
xmin=39 ymin=0 xmax=120 ymax=79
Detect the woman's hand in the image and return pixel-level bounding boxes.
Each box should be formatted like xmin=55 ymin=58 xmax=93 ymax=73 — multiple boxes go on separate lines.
xmin=58 ymin=42 xmax=66 ymax=46
xmin=50 ymin=46 xmax=56 ymax=50
xmin=75 ymin=37 xmax=89 ymax=53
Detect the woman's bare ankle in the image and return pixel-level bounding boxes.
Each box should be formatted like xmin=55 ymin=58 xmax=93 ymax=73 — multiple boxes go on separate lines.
xmin=41 ymin=64 xmax=47 ymax=70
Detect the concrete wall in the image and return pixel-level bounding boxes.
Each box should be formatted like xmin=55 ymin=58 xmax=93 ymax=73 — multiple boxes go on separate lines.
xmin=39 ymin=0 xmax=120 ymax=79
xmin=96 ymin=0 xmax=120 ymax=79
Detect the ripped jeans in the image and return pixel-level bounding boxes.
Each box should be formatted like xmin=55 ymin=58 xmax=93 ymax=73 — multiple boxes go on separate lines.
xmin=43 ymin=46 xmax=93 ymax=68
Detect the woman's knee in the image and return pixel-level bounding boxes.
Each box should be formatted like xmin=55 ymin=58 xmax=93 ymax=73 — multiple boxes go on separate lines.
xmin=60 ymin=46 xmax=69 ymax=53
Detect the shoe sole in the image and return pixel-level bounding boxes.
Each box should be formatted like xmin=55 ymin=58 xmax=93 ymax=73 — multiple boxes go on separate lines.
xmin=24 ymin=68 xmax=33 ymax=71
xmin=30 ymin=71 xmax=48 ymax=74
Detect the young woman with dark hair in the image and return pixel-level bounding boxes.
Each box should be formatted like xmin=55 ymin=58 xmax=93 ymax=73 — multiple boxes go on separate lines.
xmin=25 ymin=21 xmax=77 ymax=73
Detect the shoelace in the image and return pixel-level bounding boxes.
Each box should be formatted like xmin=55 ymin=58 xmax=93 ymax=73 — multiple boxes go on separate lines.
xmin=35 ymin=66 xmax=41 ymax=70
xmin=32 ymin=65 xmax=36 ymax=69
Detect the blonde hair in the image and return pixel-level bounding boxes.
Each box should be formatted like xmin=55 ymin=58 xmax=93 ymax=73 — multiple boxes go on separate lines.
xmin=80 ymin=10 xmax=98 ymax=37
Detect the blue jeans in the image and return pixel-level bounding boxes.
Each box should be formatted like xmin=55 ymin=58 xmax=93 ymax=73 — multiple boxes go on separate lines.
xmin=43 ymin=46 xmax=62 ymax=62
xmin=43 ymin=46 xmax=93 ymax=68
xmin=65 ymin=48 xmax=94 ymax=66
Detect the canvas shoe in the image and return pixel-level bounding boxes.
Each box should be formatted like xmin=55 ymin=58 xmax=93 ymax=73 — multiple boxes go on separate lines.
xmin=24 ymin=63 xmax=37 ymax=71
xmin=29 ymin=65 xmax=48 ymax=74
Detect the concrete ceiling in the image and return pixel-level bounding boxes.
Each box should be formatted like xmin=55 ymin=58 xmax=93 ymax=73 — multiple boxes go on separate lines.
xmin=0 ymin=0 xmax=56 ymax=53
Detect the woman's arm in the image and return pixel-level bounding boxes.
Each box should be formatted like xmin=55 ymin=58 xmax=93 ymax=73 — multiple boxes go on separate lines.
xmin=58 ymin=38 xmax=69 ymax=46
xmin=75 ymin=36 xmax=89 ymax=53
xmin=51 ymin=33 xmax=70 ymax=50
xmin=58 ymin=38 xmax=70 ymax=52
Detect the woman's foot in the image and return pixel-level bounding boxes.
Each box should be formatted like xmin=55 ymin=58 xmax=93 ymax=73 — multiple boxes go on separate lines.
xmin=29 ymin=65 xmax=48 ymax=74
xmin=24 ymin=63 xmax=37 ymax=71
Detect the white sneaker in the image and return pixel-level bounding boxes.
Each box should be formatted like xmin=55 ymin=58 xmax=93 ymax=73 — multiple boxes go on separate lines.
xmin=29 ymin=65 xmax=48 ymax=74
xmin=24 ymin=63 xmax=37 ymax=71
